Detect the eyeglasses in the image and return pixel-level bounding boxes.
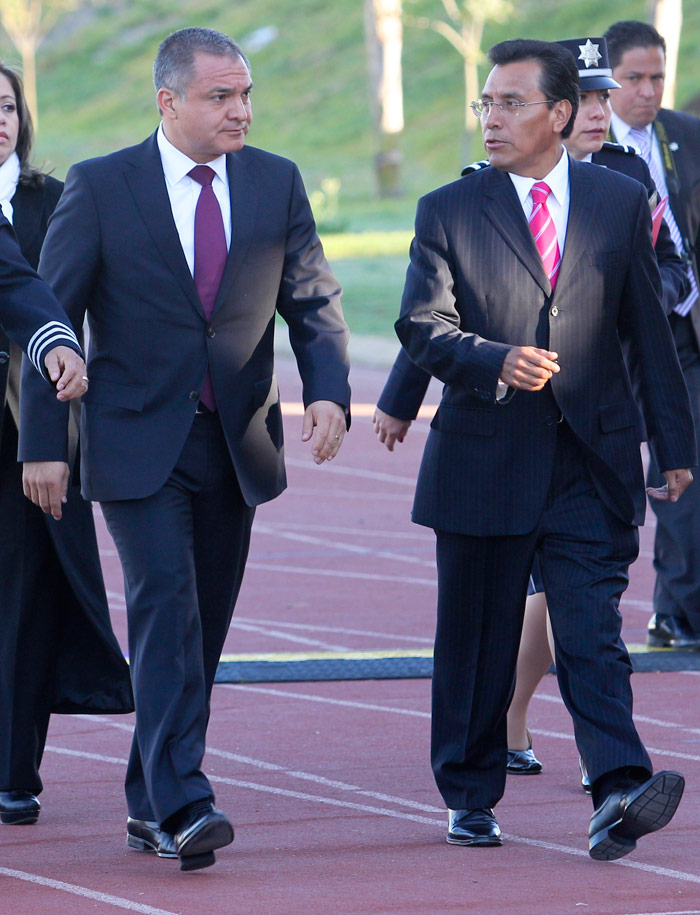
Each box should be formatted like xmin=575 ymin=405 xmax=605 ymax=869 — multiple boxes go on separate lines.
xmin=470 ymin=99 xmax=556 ymax=118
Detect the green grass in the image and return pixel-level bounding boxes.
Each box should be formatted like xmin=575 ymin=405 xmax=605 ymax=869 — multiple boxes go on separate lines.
xmin=331 ymin=254 xmax=409 ymax=337
xmin=2 ymin=0 xmax=698 ymax=336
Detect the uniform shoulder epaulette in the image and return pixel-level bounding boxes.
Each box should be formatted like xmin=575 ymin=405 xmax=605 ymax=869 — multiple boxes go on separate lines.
xmin=600 ymin=141 xmax=637 ymax=156
xmin=461 ymin=159 xmax=490 ymax=176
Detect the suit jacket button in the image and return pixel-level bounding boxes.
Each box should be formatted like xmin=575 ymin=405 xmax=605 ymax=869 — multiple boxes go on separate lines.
xmin=189 ymin=390 xmax=198 ymax=401
xmin=551 ymin=305 xmax=559 ymax=316
xmin=544 ymin=415 xmax=555 ymax=426
xmin=0 ymin=351 xmax=8 ymax=364
xmin=207 ymin=327 xmax=216 ymax=338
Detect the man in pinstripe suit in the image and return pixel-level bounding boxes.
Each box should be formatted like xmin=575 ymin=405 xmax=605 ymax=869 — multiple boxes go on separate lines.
xmin=396 ymin=38 xmax=695 ymax=860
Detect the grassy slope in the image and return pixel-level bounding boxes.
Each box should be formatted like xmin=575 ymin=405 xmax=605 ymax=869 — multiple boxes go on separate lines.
xmin=1 ymin=0 xmax=698 ymax=335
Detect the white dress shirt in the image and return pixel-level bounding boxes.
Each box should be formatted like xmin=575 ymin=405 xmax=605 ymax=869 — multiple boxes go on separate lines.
xmin=0 ymin=151 xmax=21 ymax=225
xmin=495 ymin=149 xmax=570 ymax=399
xmin=156 ymin=124 xmax=231 ymax=275
xmin=610 ymin=112 xmax=667 ymax=196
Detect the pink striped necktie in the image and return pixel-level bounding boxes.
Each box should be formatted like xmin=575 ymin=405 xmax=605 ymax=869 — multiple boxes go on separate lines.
xmin=529 ymin=181 xmax=561 ymax=291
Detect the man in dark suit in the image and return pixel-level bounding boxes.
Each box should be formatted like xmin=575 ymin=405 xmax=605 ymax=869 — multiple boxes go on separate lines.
xmin=604 ymin=20 xmax=700 ymax=651
xmin=374 ymin=37 xmax=686 ymax=447
xmin=20 ymin=27 xmax=350 ymax=870
xmin=395 ymin=38 xmax=695 ymax=860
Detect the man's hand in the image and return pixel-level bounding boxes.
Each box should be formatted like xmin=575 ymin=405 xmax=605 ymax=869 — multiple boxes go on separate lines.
xmin=301 ymin=400 xmax=347 ymax=464
xmin=23 ymin=461 xmax=70 ymax=520
xmin=372 ymin=408 xmax=412 ymax=451
xmin=647 ymin=468 xmax=694 ymax=502
xmin=44 ymin=345 xmax=88 ymax=401
xmin=500 ymin=346 xmax=560 ymax=391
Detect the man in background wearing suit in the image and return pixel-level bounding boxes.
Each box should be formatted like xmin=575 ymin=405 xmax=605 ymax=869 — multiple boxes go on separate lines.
xmin=605 ymin=20 xmax=700 ymax=652
xmin=21 ymin=27 xmax=350 ymax=871
xmin=395 ymin=38 xmax=695 ymax=860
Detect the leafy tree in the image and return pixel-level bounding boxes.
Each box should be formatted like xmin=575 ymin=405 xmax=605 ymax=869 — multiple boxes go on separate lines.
xmin=1 ymin=0 xmax=81 ymax=129
xmin=406 ymin=0 xmax=516 ymax=159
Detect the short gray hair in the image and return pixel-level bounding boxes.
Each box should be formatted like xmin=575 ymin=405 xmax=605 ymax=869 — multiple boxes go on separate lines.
xmin=153 ymin=27 xmax=250 ymax=97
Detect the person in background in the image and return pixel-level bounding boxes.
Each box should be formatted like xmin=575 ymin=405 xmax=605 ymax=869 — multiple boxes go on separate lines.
xmin=0 ymin=63 xmax=133 ymax=829
xmin=605 ymin=20 xmax=700 ymax=652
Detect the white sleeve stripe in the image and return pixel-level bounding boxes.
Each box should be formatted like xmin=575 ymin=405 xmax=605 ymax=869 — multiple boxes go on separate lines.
xmin=30 ymin=332 xmax=79 ymax=374
xmin=28 ymin=321 xmax=80 ymax=374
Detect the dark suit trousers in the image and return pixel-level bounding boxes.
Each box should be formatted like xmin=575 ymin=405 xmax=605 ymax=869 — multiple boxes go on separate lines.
xmin=101 ymin=411 xmax=255 ymax=825
xmin=431 ymin=422 xmax=652 ymax=810
xmin=646 ymin=313 xmax=700 ymax=631
xmin=0 ymin=409 xmax=56 ymax=794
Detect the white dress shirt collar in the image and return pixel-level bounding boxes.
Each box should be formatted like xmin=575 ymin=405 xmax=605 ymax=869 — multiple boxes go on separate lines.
xmin=610 ymin=112 xmax=652 ymax=148
xmin=156 ymin=124 xmax=228 ymax=188
xmin=508 ymin=146 xmax=569 ymax=211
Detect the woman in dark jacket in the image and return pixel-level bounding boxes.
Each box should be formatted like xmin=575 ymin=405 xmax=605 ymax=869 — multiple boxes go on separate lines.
xmin=0 ymin=63 xmax=133 ymax=826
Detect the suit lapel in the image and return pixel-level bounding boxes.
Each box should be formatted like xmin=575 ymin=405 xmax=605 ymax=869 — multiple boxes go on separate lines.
xmin=481 ymin=168 xmax=552 ymax=296
xmin=10 ymin=184 xmax=42 ymax=262
xmin=555 ymin=158 xmax=597 ymax=292
xmin=123 ymin=133 xmax=204 ymax=318
xmin=213 ymin=149 xmax=259 ymax=314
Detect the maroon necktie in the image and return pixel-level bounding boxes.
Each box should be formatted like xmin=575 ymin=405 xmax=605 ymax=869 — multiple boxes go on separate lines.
xmin=189 ymin=164 xmax=228 ymax=410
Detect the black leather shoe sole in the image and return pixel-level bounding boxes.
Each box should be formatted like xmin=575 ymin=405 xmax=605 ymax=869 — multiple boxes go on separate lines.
xmin=126 ymin=819 xmax=178 ymax=859
xmin=180 ymin=851 xmax=217 ymax=871
xmin=647 ymin=633 xmax=700 ymax=650
xmin=0 ymin=808 xmax=39 ymax=825
xmin=447 ymin=832 xmax=503 ymax=847
xmin=176 ymin=811 xmax=234 ymax=871
xmin=589 ymin=771 xmax=684 ymax=861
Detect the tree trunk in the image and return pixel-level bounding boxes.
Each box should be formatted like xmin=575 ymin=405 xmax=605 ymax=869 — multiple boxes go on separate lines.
xmin=364 ymin=0 xmax=404 ymax=197
xmin=20 ymin=37 xmax=39 ymax=130
xmin=461 ymin=16 xmax=483 ymax=168
xmin=653 ymin=0 xmax=682 ymax=109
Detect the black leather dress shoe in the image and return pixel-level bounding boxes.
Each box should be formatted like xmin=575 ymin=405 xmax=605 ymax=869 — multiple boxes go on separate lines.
xmin=447 ymin=808 xmax=502 ymax=846
xmin=506 ymin=732 xmax=542 ymax=775
xmin=0 ymin=791 xmax=40 ymax=825
xmin=126 ymin=818 xmax=177 ymax=858
xmin=174 ymin=807 xmax=234 ymax=871
xmin=647 ymin=614 xmax=700 ymax=649
xmin=589 ymin=770 xmax=684 ymax=861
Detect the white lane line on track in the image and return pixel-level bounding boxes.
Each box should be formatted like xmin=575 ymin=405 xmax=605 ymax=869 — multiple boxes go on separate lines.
xmin=253 ymin=523 xmax=436 ymax=568
xmin=0 ymin=866 xmax=179 ymax=915
xmin=233 ymin=617 xmax=433 ymax=645
xmin=227 ymin=620 xmax=349 ymax=651
xmin=220 ymin=684 xmax=431 ymax=717
xmin=283 ymin=486 xmax=414 ymax=502
xmin=245 ymin=562 xmax=436 ymax=586
xmin=42 ymin=743 xmax=700 ymax=887
xmin=257 ymin=522 xmax=431 ymax=540
xmin=532 ymin=693 xmax=700 ymax=738
xmin=285 ymin=457 xmax=417 ymax=486
xmin=223 ymin=686 xmax=700 ymax=764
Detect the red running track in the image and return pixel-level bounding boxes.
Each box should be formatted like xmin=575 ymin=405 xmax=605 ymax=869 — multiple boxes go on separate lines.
xmin=2 ymin=356 xmax=699 ymax=915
